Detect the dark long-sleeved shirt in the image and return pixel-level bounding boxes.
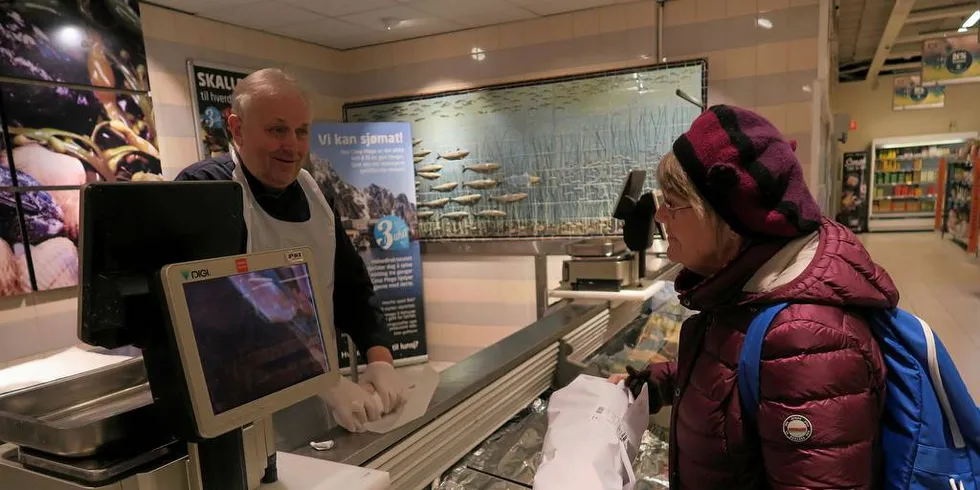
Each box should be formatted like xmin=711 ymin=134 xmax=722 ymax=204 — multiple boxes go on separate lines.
xmin=174 ymin=154 xmax=393 ymax=358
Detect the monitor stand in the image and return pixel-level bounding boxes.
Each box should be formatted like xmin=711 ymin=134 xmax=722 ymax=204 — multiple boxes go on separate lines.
xmin=192 ymin=426 xmax=277 ymax=490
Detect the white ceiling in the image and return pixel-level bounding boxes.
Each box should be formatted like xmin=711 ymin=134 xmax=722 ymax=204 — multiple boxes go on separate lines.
xmin=145 ymin=0 xmax=638 ymax=50
xmin=837 ymin=0 xmax=978 ymax=82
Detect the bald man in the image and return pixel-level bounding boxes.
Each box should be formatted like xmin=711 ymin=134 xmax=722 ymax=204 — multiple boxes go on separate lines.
xmin=176 ymin=68 xmax=406 ymax=433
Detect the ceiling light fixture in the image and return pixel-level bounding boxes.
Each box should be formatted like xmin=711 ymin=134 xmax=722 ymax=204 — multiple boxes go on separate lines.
xmin=470 ymin=47 xmax=486 ymax=61
xmin=757 ymin=17 xmax=773 ymax=29
xmin=382 ymin=18 xmax=402 ymax=31
xmin=958 ymin=10 xmax=979 ymax=33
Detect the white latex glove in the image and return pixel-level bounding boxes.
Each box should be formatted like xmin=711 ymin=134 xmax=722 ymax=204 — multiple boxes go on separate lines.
xmin=362 ymin=362 xmax=407 ymax=414
xmin=321 ymin=377 xmax=384 ymax=432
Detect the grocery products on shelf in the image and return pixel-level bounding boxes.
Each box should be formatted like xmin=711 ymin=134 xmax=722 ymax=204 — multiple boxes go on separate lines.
xmin=941 ymin=139 xmax=979 ymax=251
xmin=869 ymin=134 xmax=976 ymax=232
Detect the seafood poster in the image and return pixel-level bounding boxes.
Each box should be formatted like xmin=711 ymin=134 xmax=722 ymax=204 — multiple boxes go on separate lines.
xmin=0 ymin=1 xmax=149 ymax=91
xmin=306 ymin=121 xmax=427 ymax=367
xmin=345 ymin=61 xmax=705 ymax=240
xmin=188 ymin=61 xmax=251 ymax=159
xmin=1 ymin=0 xmax=160 ymax=296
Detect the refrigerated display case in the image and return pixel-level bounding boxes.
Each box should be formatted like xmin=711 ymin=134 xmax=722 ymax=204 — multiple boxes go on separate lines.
xmin=270 ymin=260 xmax=686 ymax=490
xmin=869 ymin=133 xmax=976 ymax=232
xmin=434 ymin=281 xmax=691 ymax=490
xmin=946 ymin=140 xmax=980 ymax=255
xmin=942 ymin=158 xmax=975 ymax=248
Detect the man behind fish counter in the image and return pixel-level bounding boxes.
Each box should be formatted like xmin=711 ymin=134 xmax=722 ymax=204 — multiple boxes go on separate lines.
xmin=175 ymin=68 xmax=407 ymax=432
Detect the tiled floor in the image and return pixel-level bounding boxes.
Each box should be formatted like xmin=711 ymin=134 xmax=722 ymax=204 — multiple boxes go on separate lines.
xmin=860 ymin=232 xmax=980 ymax=399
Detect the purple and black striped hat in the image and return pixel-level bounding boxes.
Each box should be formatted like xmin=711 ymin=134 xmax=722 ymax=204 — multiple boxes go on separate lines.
xmin=671 ymin=105 xmax=822 ymax=239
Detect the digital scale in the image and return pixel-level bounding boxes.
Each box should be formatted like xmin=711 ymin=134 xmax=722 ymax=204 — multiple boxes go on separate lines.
xmin=561 ymin=170 xmax=663 ymax=292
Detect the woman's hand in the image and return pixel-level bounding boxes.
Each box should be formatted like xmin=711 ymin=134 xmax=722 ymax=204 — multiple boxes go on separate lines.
xmin=608 ymin=373 xmax=629 ymax=384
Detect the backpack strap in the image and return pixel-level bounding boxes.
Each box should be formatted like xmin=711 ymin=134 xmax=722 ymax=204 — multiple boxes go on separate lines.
xmin=738 ymin=303 xmax=791 ymax=425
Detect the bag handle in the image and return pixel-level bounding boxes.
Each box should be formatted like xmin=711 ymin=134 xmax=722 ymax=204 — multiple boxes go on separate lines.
xmin=738 ymin=303 xmax=791 ymax=425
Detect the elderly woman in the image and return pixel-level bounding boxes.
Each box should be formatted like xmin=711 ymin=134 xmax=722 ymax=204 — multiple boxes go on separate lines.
xmin=622 ymin=105 xmax=899 ymax=489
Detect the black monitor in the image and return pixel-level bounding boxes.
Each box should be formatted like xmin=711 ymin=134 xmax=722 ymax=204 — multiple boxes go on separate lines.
xmin=78 ymin=181 xmax=246 ymax=349
xmin=612 ymin=170 xmax=664 ymax=280
xmin=612 ymin=169 xmax=647 ymax=221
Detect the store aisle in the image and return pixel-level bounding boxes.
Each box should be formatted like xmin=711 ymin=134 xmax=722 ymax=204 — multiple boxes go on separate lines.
xmin=861 ymin=232 xmax=980 ymax=399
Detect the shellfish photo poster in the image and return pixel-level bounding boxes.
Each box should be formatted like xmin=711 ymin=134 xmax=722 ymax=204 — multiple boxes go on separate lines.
xmin=0 ymin=0 xmax=156 ymax=296
xmin=345 ymin=61 xmax=705 ymax=240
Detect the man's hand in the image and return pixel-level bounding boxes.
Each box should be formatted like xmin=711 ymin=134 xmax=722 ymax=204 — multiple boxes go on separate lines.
xmin=363 ymin=361 xmax=407 ymax=414
xmin=321 ymin=377 xmax=384 ymax=433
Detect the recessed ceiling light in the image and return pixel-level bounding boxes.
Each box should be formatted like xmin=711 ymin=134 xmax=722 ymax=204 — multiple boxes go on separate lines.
xmin=802 ymin=85 xmax=812 ymax=92
xmin=757 ymin=17 xmax=773 ymax=29
xmin=382 ymin=17 xmax=403 ymax=30
xmin=471 ymin=47 xmax=486 ymax=61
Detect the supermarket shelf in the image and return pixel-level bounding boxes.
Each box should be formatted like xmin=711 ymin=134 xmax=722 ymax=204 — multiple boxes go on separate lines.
xmin=871 ymin=211 xmax=935 ymax=219
xmin=877 ymin=182 xmax=936 ymax=186
xmin=869 ymin=217 xmax=934 ymax=232
xmin=873 ymin=195 xmax=937 ymax=200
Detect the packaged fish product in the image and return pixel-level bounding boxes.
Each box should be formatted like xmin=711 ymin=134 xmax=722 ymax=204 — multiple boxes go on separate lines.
xmin=464 ymin=399 xmax=548 ymax=485
xmin=436 ymin=467 xmax=530 ymax=490
xmin=633 ymin=431 xmax=671 ymax=490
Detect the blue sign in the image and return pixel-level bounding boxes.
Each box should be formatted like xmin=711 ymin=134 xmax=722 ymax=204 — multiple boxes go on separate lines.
xmin=307 ymin=121 xmax=427 ymax=368
xmin=374 ymin=215 xmax=410 ymax=251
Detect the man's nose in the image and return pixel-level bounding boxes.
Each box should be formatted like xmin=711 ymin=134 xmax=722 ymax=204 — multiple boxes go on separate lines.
xmin=654 ymin=204 xmax=668 ymax=224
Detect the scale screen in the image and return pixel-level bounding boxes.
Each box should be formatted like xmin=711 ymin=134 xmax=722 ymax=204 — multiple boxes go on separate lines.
xmin=182 ymin=264 xmax=329 ymax=415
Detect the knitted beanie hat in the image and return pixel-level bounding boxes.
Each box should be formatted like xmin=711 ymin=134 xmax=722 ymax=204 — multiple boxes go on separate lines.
xmin=671 ymin=105 xmax=822 ymax=239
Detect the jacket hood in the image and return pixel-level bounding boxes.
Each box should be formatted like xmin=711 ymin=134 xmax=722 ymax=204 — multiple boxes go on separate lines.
xmin=744 ymin=219 xmax=899 ymax=307
xmin=676 ymin=219 xmax=899 ymax=310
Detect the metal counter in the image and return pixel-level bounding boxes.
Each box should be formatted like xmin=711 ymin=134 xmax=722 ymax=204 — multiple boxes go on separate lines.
xmin=274 ymin=260 xmax=679 ymax=490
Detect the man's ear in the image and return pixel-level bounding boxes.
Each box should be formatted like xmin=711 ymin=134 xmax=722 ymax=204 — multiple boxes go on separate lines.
xmin=228 ymin=113 xmax=244 ymax=147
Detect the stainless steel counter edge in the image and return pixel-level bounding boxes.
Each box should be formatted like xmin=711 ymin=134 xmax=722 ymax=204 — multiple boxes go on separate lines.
xmin=273 ymin=301 xmax=608 ymax=467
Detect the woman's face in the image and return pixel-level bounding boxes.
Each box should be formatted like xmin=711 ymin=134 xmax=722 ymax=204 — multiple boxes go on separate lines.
xmin=655 ymin=192 xmax=729 ymax=276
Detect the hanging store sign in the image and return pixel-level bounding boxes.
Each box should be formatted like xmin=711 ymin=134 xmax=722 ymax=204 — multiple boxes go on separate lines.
xmin=187 ymin=60 xmax=253 ymax=160
xmin=893 ymin=75 xmax=945 ymax=110
xmin=922 ymin=35 xmax=980 ymax=85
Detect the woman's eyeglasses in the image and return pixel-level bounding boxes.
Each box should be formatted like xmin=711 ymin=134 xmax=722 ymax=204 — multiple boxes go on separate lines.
xmin=661 ymin=201 xmax=693 ymax=217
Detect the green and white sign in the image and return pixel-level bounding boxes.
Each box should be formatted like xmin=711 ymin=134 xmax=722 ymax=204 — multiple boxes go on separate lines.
xmin=893 ymin=75 xmax=945 ymax=110
xmin=922 ymin=35 xmax=980 ymax=85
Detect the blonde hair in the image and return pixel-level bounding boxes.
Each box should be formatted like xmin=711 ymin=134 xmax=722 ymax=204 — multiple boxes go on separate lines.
xmin=231 ymin=68 xmax=310 ymax=120
xmin=656 ymin=151 xmax=743 ymax=256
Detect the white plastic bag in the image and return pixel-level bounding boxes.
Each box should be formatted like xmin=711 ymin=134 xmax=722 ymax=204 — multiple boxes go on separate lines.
xmin=533 ymin=375 xmax=650 ymax=490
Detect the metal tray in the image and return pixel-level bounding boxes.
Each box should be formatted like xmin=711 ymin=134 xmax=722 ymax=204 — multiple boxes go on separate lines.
xmin=0 ymin=357 xmax=162 ymax=457
xmin=564 ymin=239 xmax=627 ymax=258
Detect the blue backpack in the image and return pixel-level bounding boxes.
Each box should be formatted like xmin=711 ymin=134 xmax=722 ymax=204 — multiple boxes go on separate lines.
xmin=738 ymin=303 xmax=980 ymax=490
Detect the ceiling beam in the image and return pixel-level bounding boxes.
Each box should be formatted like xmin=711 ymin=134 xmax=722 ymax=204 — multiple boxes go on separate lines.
xmin=888 ymin=46 xmax=921 ymax=58
xmin=867 ymin=0 xmax=917 ymax=87
xmin=884 ymin=61 xmax=922 ymax=71
xmin=906 ymin=4 xmax=977 ymax=24
xmin=895 ymin=26 xmax=978 ymax=45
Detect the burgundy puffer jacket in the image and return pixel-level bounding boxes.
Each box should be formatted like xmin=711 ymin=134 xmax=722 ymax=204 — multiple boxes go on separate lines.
xmin=643 ymin=219 xmax=899 ymax=489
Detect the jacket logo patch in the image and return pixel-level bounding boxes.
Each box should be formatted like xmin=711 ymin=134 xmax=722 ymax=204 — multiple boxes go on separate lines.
xmin=782 ymin=415 xmax=812 ymax=443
